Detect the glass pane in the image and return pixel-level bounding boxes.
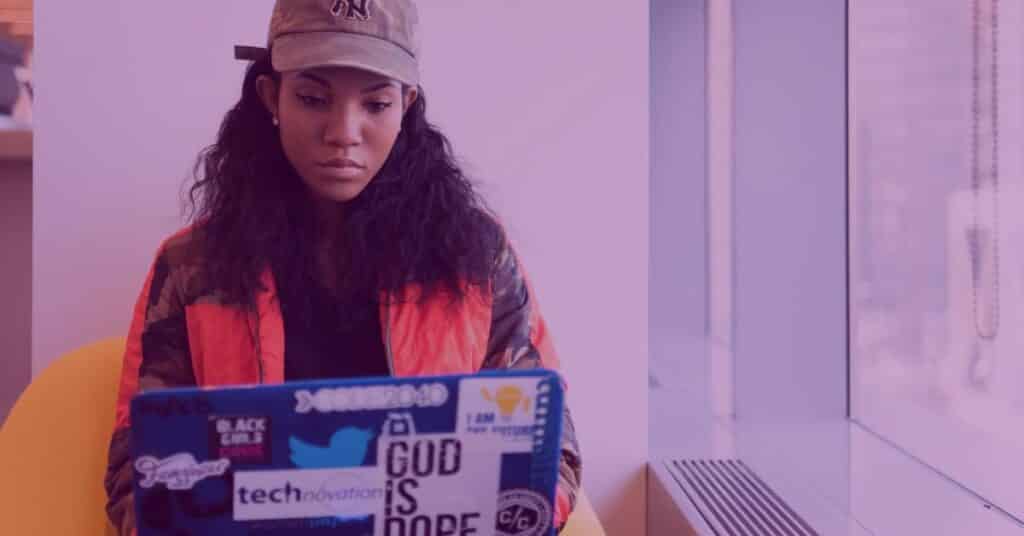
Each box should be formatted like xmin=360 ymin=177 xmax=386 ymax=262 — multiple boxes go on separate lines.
xmin=850 ymin=0 xmax=1024 ymax=519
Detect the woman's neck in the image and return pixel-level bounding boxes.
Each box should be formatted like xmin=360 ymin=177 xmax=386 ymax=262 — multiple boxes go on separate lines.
xmin=311 ymin=195 xmax=347 ymax=292
xmin=305 ymin=189 xmax=344 ymax=244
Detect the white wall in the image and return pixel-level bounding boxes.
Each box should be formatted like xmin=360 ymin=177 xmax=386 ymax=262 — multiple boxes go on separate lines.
xmin=33 ymin=0 xmax=269 ymax=371
xmin=731 ymin=0 xmax=848 ymax=420
xmin=34 ymin=1 xmax=649 ymax=532
xmin=649 ymin=0 xmax=711 ymax=452
xmin=650 ymin=0 xmax=707 ymax=346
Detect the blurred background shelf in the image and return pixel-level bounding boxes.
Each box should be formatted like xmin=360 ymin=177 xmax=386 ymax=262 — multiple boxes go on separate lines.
xmin=0 ymin=0 xmax=32 ymax=425
xmin=0 ymin=0 xmax=32 ymax=162
xmin=0 ymin=128 xmax=30 ymax=160
xmin=0 ymin=2 xmax=31 ymax=47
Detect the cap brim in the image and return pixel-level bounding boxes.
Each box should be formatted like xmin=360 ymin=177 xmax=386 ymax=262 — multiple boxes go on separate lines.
xmin=272 ymin=32 xmax=419 ymax=87
xmin=234 ymin=45 xmax=269 ymax=62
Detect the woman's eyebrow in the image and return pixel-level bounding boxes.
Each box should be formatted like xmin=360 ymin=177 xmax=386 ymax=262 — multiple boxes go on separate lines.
xmin=362 ymin=81 xmax=396 ymax=93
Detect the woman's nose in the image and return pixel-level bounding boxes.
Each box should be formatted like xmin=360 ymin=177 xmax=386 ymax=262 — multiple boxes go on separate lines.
xmin=323 ymin=107 xmax=363 ymax=147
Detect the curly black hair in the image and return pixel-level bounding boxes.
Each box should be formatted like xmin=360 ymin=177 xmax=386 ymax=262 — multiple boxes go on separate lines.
xmin=186 ymin=55 xmax=504 ymax=313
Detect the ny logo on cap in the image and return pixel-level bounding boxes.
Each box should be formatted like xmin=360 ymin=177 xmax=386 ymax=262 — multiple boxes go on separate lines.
xmin=330 ymin=0 xmax=372 ymax=21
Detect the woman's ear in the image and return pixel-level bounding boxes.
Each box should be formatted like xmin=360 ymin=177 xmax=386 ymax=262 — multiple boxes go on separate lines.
xmin=402 ymin=86 xmax=419 ymax=115
xmin=256 ymin=75 xmax=280 ymax=123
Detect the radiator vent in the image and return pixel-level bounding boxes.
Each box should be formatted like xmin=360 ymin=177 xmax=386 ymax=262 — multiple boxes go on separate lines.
xmin=666 ymin=459 xmax=820 ymax=536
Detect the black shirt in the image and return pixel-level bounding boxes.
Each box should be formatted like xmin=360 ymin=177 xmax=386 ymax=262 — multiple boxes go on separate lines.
xmin=277 ymin=274 xmax=390 ymax=381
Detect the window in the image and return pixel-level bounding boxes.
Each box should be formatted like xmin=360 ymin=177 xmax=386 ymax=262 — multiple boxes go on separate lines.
xmin=850 ymin=0 xmax=1024 ymax=518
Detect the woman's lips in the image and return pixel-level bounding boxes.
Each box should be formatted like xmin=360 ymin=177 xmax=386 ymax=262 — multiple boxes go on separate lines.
xmin=318 ymin=157 xmax=365 ymax=169
xmin=317 ymin=158 xmax=366 ymax=179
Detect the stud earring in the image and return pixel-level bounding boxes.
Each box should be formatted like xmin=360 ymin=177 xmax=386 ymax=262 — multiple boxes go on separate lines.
xmin=272 ymin=116 xmax=279 ymax=126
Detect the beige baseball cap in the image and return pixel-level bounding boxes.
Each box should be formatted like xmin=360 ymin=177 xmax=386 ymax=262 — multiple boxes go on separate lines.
xmin=235 ymin=0 xmax=421 ymax=86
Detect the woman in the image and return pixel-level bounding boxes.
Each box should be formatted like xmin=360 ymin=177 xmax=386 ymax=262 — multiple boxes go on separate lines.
xmin=103 ymin=0 xmax=581 ymax=534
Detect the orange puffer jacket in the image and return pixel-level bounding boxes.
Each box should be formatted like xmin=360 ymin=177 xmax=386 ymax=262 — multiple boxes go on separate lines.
xmin=104 ymin=227 xmax=582 ymax=535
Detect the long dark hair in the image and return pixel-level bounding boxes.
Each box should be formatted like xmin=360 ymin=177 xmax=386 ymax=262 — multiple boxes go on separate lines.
xmin=186 ymin=55 xmax=503 ymax=312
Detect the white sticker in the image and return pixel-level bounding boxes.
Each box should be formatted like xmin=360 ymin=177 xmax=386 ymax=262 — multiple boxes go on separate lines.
xmin=234 ymin=467 xmax=385 ymax=521
xmin=496 ymin=489 xmax=552 ymax=536
xmin=457 ymin=377 xmax=541 ymax=453
xmin=373 ymin=430 xmax=499 ymax=536
xmin=134 ymin=453 xmax=230 ymax=490
xmin=294 ymin=383 xmax=449 ymax=414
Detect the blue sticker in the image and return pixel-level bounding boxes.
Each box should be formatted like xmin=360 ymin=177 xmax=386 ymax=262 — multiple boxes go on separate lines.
xmin=289 ymin=427 xmax=374 ymax=469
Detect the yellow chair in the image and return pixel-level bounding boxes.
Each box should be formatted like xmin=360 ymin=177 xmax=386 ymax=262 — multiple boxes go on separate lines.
xmin=0 ymin=338 xmax=124 ymax=536
xmin=0 ymin=338 xmax=605 ymax=535
xmin=562 ymin=492 xmax=606 ymax=535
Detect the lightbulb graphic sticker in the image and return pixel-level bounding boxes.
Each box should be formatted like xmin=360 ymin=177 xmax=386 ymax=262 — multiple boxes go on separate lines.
xmin=457 ymin=377 xmax=542 ymax=453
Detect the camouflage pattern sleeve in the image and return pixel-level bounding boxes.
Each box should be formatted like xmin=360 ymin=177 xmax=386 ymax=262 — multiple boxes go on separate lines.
xmin=480 ymin=240 xmax=583 ymax=533
xmin=105 ymin=242 xmax=200 ymax=536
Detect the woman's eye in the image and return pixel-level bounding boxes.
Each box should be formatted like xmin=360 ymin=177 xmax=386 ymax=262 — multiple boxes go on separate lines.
xmin=297 ymin=94 xmax=328 ymax=107
xmin=367 ymin=101 xmax=393 ymax=114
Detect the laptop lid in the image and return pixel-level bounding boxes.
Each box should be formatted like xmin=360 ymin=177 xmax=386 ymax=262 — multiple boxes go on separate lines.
xmin=131 ymin=369 xmax=564 ymax=536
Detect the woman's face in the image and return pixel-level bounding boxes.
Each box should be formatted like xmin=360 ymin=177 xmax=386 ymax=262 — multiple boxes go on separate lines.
xmin=258 ymin=67 xmax=417 ymax=203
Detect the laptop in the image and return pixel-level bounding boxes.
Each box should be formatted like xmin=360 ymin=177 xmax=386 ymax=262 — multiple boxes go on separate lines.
xmin=130 ymin=369 xmax=565 ymax=536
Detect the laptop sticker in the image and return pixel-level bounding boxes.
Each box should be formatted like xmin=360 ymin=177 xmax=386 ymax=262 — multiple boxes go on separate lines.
xmin=208 ymin=415 xmax=272 ymax=465
xmin=135 ymin=453 xmax=231 ymax=491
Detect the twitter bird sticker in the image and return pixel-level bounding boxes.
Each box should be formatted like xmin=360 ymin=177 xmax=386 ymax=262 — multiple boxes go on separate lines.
xmin=289 ymin=427 xmax=374 ymax=469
